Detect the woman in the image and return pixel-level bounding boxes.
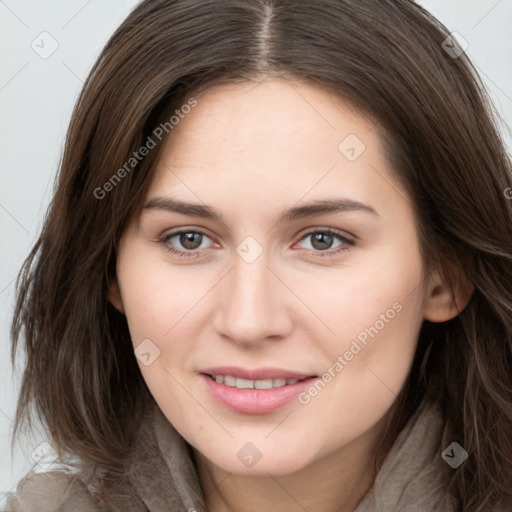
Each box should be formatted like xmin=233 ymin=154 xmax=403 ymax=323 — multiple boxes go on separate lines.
xmin=8 ymin=0 xmax=512 ymax=511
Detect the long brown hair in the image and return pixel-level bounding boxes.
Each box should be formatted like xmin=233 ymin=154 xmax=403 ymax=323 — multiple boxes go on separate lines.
xmin=11 ymin=1 xmax=512 ymax=510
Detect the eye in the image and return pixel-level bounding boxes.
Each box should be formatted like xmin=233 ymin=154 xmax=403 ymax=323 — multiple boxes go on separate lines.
xmin=158 ymin=227 xmax=354 ymax=259
xmin=295 ymin=229 xmax=354 ymax=256
xmin=159 ymin=229 xmax=217 ymax=258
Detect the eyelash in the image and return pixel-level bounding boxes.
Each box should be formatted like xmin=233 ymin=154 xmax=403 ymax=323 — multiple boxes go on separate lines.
xmin=158 ymin=228 xmax=355 ymax=259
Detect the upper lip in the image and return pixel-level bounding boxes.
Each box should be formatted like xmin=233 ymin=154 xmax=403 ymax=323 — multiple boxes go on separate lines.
xmin=200 ymin=366 xmax=317 ymax=380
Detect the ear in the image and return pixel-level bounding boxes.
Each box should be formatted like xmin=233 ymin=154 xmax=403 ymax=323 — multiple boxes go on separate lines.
xmin=423 ymin=268 xmax=474 ymax=322
xmin=107 ymin=276 xmax=125 ymax=314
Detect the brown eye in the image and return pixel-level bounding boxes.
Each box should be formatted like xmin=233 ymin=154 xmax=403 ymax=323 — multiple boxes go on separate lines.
xmin=310 ymin=232 xmax=335 ymax=250
xmin=160 ymin=229 xmax=216 ymax=258
xmin=297 ymin=229 xmax=354 ymax=254
xmin=179 ymin=232 xmax=204 ymax=250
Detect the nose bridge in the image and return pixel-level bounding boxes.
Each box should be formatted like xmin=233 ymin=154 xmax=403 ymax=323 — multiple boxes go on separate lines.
xmin=214 ymin=247 xmax=291 ymax=344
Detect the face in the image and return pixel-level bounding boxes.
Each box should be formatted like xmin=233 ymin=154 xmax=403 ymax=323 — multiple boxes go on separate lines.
xmin=111 ymin=79 xmax=441 ymax=476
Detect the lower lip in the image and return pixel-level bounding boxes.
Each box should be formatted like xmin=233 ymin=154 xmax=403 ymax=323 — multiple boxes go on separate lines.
xmin=201 ymin=374 xmax=318 ymax=414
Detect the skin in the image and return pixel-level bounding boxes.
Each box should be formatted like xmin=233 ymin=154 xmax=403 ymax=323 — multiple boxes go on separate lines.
xmin=109 ymin=79 xmax=470 ymax=512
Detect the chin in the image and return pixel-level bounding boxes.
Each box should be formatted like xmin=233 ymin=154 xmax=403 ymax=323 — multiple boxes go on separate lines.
xmin=195 ymin=440 xmax=317 ymax=477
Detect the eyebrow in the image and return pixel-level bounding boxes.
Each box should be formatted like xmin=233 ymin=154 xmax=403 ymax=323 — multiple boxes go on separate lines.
xmin=143 ymin=197 xmax=379 ymax=223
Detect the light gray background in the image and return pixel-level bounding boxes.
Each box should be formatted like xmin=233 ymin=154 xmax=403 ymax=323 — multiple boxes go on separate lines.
xmin=1 ymin=0 xmax=511 ymax=504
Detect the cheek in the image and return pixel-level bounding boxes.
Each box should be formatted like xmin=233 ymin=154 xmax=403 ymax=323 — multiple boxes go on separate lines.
xmin=286 ymin=237 xmax=425 ymax=355
xmin=117 ymin=260 xmax=200 ymax=405
xmin=118 ymin=254 xmax=200 ymax=343
xmin=291 ymin=244 xmax=425 ymax=444
xmin=289 ymin=241 xmax=425 ymax=412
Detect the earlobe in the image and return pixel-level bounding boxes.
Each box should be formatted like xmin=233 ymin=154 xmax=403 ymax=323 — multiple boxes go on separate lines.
xmin=107 ymin=277 xmax=125 ymax=314
xmin=423 ymin=270 xmax=474 ymax=323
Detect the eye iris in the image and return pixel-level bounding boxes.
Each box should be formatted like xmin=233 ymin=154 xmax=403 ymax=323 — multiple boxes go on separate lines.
xmin=311 ymin=232 xmax=333 ymax=250
xmin=180 ymin=232 xmax=202 ymax=250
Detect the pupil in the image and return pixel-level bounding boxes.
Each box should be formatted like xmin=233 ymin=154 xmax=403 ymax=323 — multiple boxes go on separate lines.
xmin=180 ymin=232 xmax=202 ymax=250
xmin=312 ymin=233 xmax=333 ymax=250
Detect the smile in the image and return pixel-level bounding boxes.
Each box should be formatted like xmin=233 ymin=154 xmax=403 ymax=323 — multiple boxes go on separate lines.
xmin=200 ymin=367 xmax=318 ymax=414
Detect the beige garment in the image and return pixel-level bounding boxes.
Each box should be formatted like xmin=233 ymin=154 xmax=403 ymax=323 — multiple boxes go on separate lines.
xmin=4 ymin=400 xmax=508 ymax=512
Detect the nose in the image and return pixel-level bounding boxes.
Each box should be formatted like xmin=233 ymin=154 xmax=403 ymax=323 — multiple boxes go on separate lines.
xmin=213 ymin=249 xmax=294 ymax=347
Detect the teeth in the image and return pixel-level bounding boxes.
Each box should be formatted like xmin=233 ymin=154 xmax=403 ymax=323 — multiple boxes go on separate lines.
xmin=236 ymin=378 xmax=254 ymax=389
xmin=255 ymin=379 xmax=273 ymax=390
xmin=224 ymin=375 xmax=236 ymax=387
xmin=211 ymin=375 xmax=303 ymax=389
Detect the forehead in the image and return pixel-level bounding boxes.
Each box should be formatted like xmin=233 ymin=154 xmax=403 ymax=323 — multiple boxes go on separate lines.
xmin=158 ymin=78 xmax=374 ymax=162
xmin=145 ymin=79 xmax=408 ymax=224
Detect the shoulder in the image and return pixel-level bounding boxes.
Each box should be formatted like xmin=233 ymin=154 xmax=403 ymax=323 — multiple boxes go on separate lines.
xmin=5 ymin=470 xmax=101 ymax=512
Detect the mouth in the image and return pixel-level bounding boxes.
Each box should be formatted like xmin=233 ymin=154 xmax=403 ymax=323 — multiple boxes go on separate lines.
xmin=199 ymin=366 xmax=318 ymax=414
